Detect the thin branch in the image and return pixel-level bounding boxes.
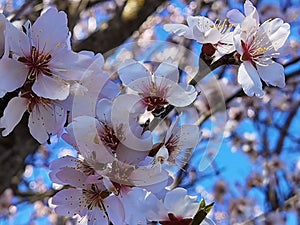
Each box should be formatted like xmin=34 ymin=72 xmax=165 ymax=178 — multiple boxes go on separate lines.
xmin=241 ymin=193 xmax=300 ymax=225
xmin=10 ymin=0 xmax=39 ymax=21
xmin=274 ymin=99 xmax=300 ymax=154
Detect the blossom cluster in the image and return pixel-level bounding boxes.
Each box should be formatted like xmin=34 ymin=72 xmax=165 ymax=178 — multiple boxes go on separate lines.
xmin=164 ymin=0 xmax=290 ymax=97
xmin=0 ymin=0 xmax=291 ymax=224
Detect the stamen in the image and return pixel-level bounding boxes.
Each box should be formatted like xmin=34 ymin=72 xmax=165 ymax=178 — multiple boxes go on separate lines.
xmin=18 ymin=46 xmax=52 ymax=81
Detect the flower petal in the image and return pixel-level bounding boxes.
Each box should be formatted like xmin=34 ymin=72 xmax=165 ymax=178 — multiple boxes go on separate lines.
xmin=0 ymin=14 xmax=6 ymax=56
xmin=111 ymin=94 xmax=153 ymax=151
xmin=166 ymin=82 xmax=197 ymax=107
xmin=163 ymin=24 xmax=193 ymax=39
xmin=0 ymin=59 xmax=27 ymax=92
xmin=163 ymin=188 xmax=198 ymax=218
xmin=28 ymin=108 xmax=49 ymax=143
xmin=31 ymin=8 xmax=69 ymax=53
xmin=257 ymin=62 xmax=285 ymax=88
xmin=0 ymin=97 xmax=28 ymax=136
xmin=104 ymin=195 xmax=125 ymax=225
xmin=179 ymin=124 xmax=200 ymax=149
xmin=52 ymin=188 xmax=84 ymax=217
xmin=86 ymin=207 xmax=109 ymax=225
xmin=32 ymin=74 xmax=70 ymax=100
xmin=56 ymin=167 xmax=88 ymax=188
xmin=237 ymin=62 xmax=264 ymax=97
xmin=154 ymin=60 xmax=179 ymax=82
xmin=226 ymin=9 xmax=245 ymax=25
xmin=118 ymin=59 xmax=151 ymax=86
xmin=4 ymin=20 xmax=30 ymax=57
xmin=96 ymin=99 xmax=112 ymax=122
xmin=244 ymin=0 xmax=259 ymax=25
xmin=259 ymin=18 xmax=290 ymax=51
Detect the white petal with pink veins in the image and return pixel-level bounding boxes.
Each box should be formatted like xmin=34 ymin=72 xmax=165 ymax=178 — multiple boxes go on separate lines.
xmin=32 ymin=74 xmax=70 ymax=100
xmin=0 ymin=97 xmax=28 ymax=136
xmin=38 ymin=103 xmax=65 ymax=135
xmin=238 ymin=62 xmax=264 ymax=97
xmin=163 ymin=24 xmax=193 ymax=39
xmin=232 ymin=28 xmax=243 ymax=55
xmin=31 ymin=8 xmax=69 ymax=54
xmin=257 ymin=62 xmax=285 ymax=88
xmin=0 ymin=59 xmax=27 ymax=92
xmin=118 ymin=59 xmax=151 ymax=86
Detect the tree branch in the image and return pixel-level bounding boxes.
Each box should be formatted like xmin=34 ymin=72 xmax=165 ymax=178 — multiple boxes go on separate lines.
xmin=73 ymin=0 xmax=167 ymax=53
xmin=274 ymin=99 xmax=300 ymax=154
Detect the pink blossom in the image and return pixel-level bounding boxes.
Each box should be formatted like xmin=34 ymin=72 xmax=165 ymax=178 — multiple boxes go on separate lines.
xmin=153 ymin=116 xmax=200 ymax=169
xmin=118 ymin=59 xmax=197 ymax=112
xmin=0 ymin=94 xmax=66 ymax=143
xmin=0 ymin=8 xmax=91 ymax=100
xmin=164 ymin=16 xmax=235 ymax=61
xmin=228 ymin=0 xmax=290 ymax=97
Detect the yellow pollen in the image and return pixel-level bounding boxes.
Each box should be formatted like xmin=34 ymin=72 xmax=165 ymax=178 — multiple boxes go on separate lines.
xmin=157 ymin=156 xmax=165 ymax=164
xmin=256 ymin=47 xmax=267 ymax=54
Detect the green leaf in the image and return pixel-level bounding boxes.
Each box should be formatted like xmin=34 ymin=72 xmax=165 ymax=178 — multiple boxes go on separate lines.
xmin=189 ymin=210 xmax=207 ymax=225
xmin=199 ymin=198 xmax=206 ymax=209
xmin=204 ymin=202 xmax=214 ymax=213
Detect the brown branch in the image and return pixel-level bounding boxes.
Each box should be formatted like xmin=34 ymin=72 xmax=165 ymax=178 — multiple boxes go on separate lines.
xmin=73 ymin=0 xmax=167 ymax=53
xmin=0 ymin=117 xmax=39 ymax=194
xmin=10 ymin=0 xmax=40 ymax=22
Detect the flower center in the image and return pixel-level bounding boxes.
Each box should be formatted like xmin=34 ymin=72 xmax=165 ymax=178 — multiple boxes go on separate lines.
xmin=20 ymin=83 xmax=52 ymax=112
xmin=18 ymin=46 xmax=52 ymax=81
xmin=165 ymin=133 xmax=180 ymax=154
xmin=241 ymin=41 xmax=253 ymax=62
xmin=98 ymin=121 xmax=120 ymax=151
xmin=76 ymin=160 xmax=96 ymax=176
xmin=142 ymin=96 xmax=168 ymax=111
xmin=83 ymin=185 xmax=109 ymax=210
